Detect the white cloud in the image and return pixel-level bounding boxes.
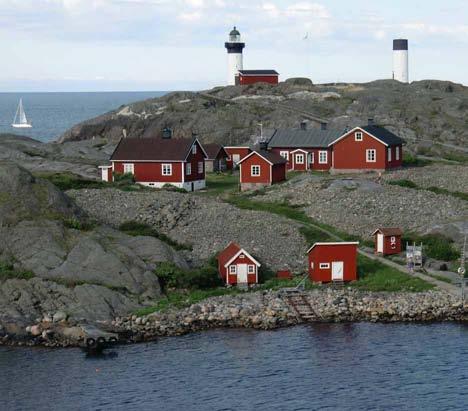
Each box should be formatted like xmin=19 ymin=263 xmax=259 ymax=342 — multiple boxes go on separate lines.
xmin=178 ymin=11 xmax=203 ymax=22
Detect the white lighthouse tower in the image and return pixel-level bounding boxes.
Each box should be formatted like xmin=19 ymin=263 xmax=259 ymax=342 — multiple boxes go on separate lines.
xmin=225 ymin=26 xmax=245 ymax=85
xmin=393 ymin=39 xmax=409 ymax=83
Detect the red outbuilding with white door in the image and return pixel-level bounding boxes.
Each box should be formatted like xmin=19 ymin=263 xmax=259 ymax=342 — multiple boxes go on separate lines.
xmin=217 ymin=242 xmax=261 ymax=285
xmin=224 ymin=146 xmax=252 ymax=169
xmin=307 ymin=242 xmax=359 ymax=283
xmin=372 ymin=228 xmax=403 ymax=256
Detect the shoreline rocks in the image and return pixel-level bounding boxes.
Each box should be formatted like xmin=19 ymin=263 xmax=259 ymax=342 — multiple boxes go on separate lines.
xmin=2 ymin=289 xmax=466 ymax=348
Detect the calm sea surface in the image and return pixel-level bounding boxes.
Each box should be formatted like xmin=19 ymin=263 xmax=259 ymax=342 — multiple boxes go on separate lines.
xmin=0 ymin=92 xmax=167 ymax=143
xmin=0 ymin=323 xmax=467 ymax=411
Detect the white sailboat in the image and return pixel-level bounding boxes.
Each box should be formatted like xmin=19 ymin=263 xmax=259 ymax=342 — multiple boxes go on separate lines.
xmin=12 ymin=98 xmax=32 ymax=128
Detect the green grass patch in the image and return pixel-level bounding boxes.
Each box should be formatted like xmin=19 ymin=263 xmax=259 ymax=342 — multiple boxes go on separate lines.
xmin=388 ymin=179 xmax=418 ymax=189
xmin=353 ymin=255 xmax=434 ymax=292
xmin=37 ymin=172 xmax=107 ymax=191
xmin=402 ymin=233 xmax=460 ymax=261
xmin=203 ymin=172 xmax=239 ymax=196
xmin=0 ymin=261 xmax=35 ymax=281
xmin=62 ymin=218 xmax=96 ymax=231
xmin=426 ymin=186 xmax=468 ymax=201
xmin=425 ymin=273 xmax=453 ymax=284
xmin=119 ymin=221 xmax=193 ymax=251
xmin=402 ymin=153 xmax=432 ymax=167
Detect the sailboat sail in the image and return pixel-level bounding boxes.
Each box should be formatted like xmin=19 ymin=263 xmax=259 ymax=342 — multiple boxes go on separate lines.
xmin=12 ymin=98 xmax=32 ymax=128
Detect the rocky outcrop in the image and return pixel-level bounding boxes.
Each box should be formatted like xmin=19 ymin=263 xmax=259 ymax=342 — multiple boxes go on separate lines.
xmin=0 ymin=163 xmax=189 ymax=332
xmin=57 ymin=80 xmax=468 ymax=158
xmin=67 ymin=188 xmax=308 ymax=271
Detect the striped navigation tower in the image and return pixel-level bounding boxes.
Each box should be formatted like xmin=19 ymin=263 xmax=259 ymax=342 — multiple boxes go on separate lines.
xmin=393 ymin=39 xmax=409 ymax=83
xmin=225 ymin=26 xmax=245 ymax=85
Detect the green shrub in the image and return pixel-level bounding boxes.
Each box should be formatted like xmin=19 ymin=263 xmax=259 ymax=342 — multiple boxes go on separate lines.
xmin=402 ymin=153 xmax=431 ymax=167
xmin=0 ymin=261 xmax=35 ymax=281
xmin=388 ymin=179 xmax=418 ymax=189
xmin=119 ymin=221 xmax=192 ymax=251
xmin=113 ymin=172 xmax=135 ymax=185
xmin=162 ymin=184 xmax=187 ymax=193
xmin=38 ymin=173 xmax=107 ymax=191
xmin=403 ymin=233 xmax=460 ymax=261
xmin=62 ymin=218 xmax=95 ymax=231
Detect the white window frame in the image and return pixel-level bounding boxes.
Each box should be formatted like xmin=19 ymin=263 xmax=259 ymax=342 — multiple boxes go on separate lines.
xmin=295 ymin=153 xmax=304 ymax=164
xmin=251 ymin=165 xmax=260 ymax=176
xmin=310 ymin=262 xmax=314 ymax=269
xmin=390 ymin=236 xmax=396 ymax=243
xmin=318 ymin=151 xmax=328 ymax=164
xmin=123 ymin=163 xmax=134 ymax=174
xmin=229 ymin=265 xmax=237 ymax=274
xmin=240 ymin=255 xmax=245 ymax=259
xmin=355 ymin=132 xmax=363 ymax=141
xmin=387 ymin=148 xmax=392 ymax=162
xmin=162 ymin=163 xmax=172 ymax=176
xmin=396 ymin=146 xmax=400 ymax=161
xmin=319 ymin=263 xmax=330 ymax=269
xmin=192 ymin=144 xmax=197 ymax=154
xmin=186 ymin=163 xmax=191 ymax=175
xmin=309 ymin=152 xmax=314 ymax=164
xmin=366 ymin=149 xmax=376 ymax=163
xmin=248 ymin=265 xmax=255 ymax=273
xmin=198 ymin=161 xmax=203 ymax=174
xmin=280 ymin=151 xmax=289 ymax=160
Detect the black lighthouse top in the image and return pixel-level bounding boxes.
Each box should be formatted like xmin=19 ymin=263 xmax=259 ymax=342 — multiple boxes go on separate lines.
xmin=393 ymin=39 xmax=408 ymax=50
xmin=225 ymin=26 xmax=245 ymax=53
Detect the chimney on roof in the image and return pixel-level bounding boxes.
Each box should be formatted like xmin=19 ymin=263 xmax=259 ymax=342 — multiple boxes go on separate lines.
xmin=192 ymin=131 xmax=198 ymax=139
xmin=162 ymin=127 xmax=172 ymax=139
xmin=259 ymin=141 xmax=268 ymax=151
xmin=300 ymin=120 xmax=307 ymax=130
xmin=320 ymin=122 xmax=327 ymax=131
xmin=368 ymin=118 xmax=374 ymax=126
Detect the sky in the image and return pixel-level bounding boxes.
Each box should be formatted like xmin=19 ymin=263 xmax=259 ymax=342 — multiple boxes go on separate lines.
xmin=0 ymin=0 xmax=467 ymax=91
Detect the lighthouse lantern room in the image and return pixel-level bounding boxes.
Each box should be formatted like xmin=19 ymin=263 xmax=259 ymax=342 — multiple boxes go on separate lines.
xmin=225 ymin=26 xmax=245 ymax=85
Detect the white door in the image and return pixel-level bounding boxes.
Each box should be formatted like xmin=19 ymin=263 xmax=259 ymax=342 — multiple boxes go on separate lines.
xmin=237 ymin=264 xmax=248 ymax=283
xmin=377 ymin=234 xmax=384 ymax=253
xmin=331 ymin=261 xmax=344 ymax=281
xmin=232 ymin=154 xmax=240 ymax=168
xmin=101 ymin=168 xmax=108 ymax=182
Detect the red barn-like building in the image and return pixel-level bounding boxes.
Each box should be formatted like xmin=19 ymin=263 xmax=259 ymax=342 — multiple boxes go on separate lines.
xmin=236 ymin=70 xmax=279 ymax=85
xmin=268 ymin=121 xmax=404 ymax=173
xmin=372 ymin=228 xmax=403 ymax=256
xmin=307 ymin=242 xmax=359 ymax=283
xmin=101 ymin=136 xmax=208 ymax=191
xmin=203 ymin=143 xmax=228 ymax=173
xmin=224 ymin=146 xmax=252 ymax=169
xmin=217 ymin=242 xmax=261 ymax=286
xmin=238 ymin=150 xmax=287 ymax=191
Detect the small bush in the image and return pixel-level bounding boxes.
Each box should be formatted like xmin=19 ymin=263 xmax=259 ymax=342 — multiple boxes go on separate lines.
xmin=388 ymin=179 xmax=418 ymax=189
xmin=402 ymin=153 xmax=431 ymax=167
xmin=39 ymin=173 xmax=106 ymax=191
xmin=162 ymin=184 xmax=187 ymax=193
xmin=62 ymin=218 xmax=95 ymax=231
xmin=119 ymin=221 xmax=192 ymax=251
xmin=113 ymin=172 xmax=135 ymax=185
xmin=0 ymin=261 xmax=35 ymax=281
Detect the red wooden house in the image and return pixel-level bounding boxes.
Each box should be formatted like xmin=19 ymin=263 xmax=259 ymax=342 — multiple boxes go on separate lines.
xmin=224 ymin=146 xmax=252 ymax=169
xmin=268 ymin=120 xmax=404 ymax=173
xmin=372 ymin=228 xmax=403 ymax=255
xmin=101 ymin=135 xmax=208 ymax=191
xmin=238 ymin=150 xmax=287 ymax=191
xmin=203 ymin=143 xmax=228 ymax=173
xmin=217 ymin=242 xmax=261 ymax=286
xmin=307 ymin=242 xmax=359 ymax=283
xmin=235 ymin=70 xmax=279 ymax=86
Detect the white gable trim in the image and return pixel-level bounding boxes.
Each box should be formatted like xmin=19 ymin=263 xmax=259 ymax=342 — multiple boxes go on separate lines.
xmin=183 ymin=138 xmax=209 ymax=161
xmin=224 ymin=248 xmax=261 ymax=268
xmin=327 ymin=127 xmax=389 ymax=148
xmin=290 ymin=148 xmax=308 ymax=154
xmin=237 ymin=151 xmax=273 ymax=166
xmin=307 ymin=241 xmax=359 ymax=253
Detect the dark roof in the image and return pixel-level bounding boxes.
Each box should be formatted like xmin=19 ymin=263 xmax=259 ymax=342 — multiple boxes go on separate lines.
xmin=230 ymin=26 xmax=240 ymax=36
xmin=110 ymin=138 xmax=198 ymax=161
xmin=238 ymin=70 xmax=279 ymax=76
xmin=268 ymin=127 xmax=345 ymax=148
xmin=253 ymin=150 xmax=287 ymax=165
xmin=361 ymin=126 xmax=405 ymax=146
xmin=204 ymin=143 xmax=227 ymax=160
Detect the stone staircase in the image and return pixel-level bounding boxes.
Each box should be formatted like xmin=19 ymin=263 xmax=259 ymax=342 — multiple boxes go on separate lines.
xmin=283 ymin=291 xmax=321 ymax=322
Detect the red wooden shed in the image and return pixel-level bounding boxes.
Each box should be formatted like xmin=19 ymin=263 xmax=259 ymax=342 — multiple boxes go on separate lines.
xmin=307 ymin=242 xmax=359 ymax=283
xmin=372 ymin=228 xmax=403 ymax=255
xmin=238 ymin=150 xmax=287 ymax=191
xmin=236 ymin=70 xmax=279 ymax=85
xmin=217 ymin=242 xmax=261 ymax=286
xmin=224 ymin=146 xmax=252 ymax=169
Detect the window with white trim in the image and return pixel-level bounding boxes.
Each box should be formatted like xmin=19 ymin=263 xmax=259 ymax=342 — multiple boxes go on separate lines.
xmin=229 ymin=265 xmax=237 ymax=274
xmin=162 ymin=163 xmax=172 ymax=176
xmin=309 ymin=152 xmax=314 ymax=164
xmin=318 ymin=151 xmax=328 ymax=164
xmin=192 ymin=144 xmax=197 ymax=154
xmin=366 ymin=149 xmax=376 ymax=163
xmin=390 ymin=236 xmax=396 ymax=243
xmin=123 ymin=163 xmax=134 ymax=174
xmin=251 ymin=165 xmax=260 ymax=176
xmin=239 ymin=255 xmax=245 ymax=259
xmin=280 ymin=151 xmax=289 ymax=160
xmin=310 ymin=262 xmax=314 ymax=269
xmin=396 ymin=146 xmax=400 ymax=161
xmin=198 ymin=161 xmax=203 ymax=174
xmin=319 ymin=263 xmax=330 ymax=269
xmin=248 ymin=265 xmax=255 ymax=273
xmin=355 ymin=132 xmax=363 ymax=141
xmin=186 ymin=163 xmax=191 ymax=175
xmin=388 ymin=148 xmax=392 ymax=162
xmin=295 ymin=153 xmax=304 ymax=164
